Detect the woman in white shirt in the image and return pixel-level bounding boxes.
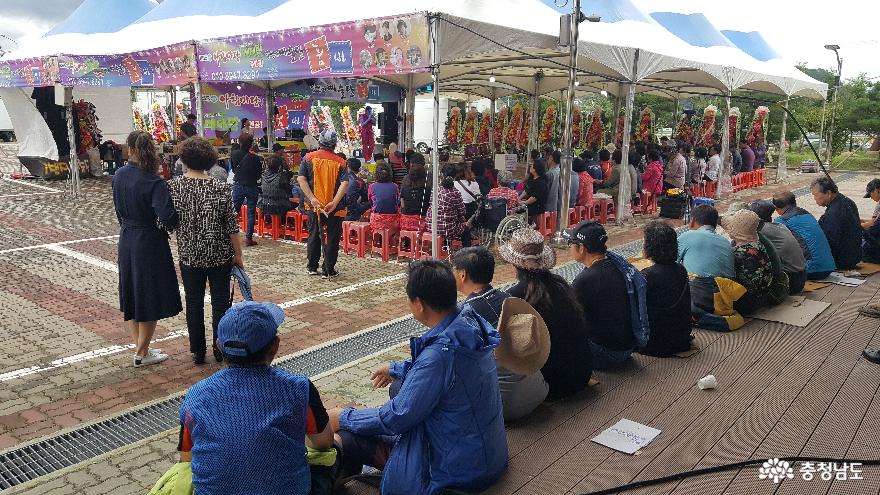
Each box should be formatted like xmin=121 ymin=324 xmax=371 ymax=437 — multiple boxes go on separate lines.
xmin=706 ymin=144 xmax=722 ymax=181
xmin=453 ymin=162 xmax=482 ymax=220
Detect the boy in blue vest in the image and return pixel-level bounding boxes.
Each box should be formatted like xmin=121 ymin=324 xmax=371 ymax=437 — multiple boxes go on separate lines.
xmin=178 ymin=302 xmax=335 ymax=495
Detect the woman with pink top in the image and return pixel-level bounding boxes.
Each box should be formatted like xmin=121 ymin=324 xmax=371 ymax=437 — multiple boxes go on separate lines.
xmin=641 ymin=150 xmax=664 ymax=195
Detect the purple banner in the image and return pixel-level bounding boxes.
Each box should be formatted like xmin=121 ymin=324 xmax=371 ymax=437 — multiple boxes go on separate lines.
xmin=0 ymin=57 xmax=60 ymax=88
xmin=58 ymin=43 xmax=197 ymax=87
xmin=196 ymin=13 xmax=429 ymax=83
xmin=200 ymin=81 xmax=267 ymax=139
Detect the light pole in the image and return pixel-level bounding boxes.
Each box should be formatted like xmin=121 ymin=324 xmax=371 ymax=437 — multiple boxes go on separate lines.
xmin=824 ymin=44 xmax=842 ymax=167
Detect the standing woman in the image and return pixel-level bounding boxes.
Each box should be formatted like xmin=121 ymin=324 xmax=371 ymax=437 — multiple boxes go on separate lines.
xmin=113 ymin=131 xmax=181 ymax=367
xmin=169 ymin=137 xmax=243 ymax=364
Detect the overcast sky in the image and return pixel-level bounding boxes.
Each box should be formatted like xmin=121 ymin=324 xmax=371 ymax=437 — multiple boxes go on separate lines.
xmin=1 ymin=0 xmax=876 ymax=78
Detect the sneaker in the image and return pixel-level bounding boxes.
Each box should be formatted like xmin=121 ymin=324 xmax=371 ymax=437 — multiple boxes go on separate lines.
xmin=148 ymin=348 xmax=163 ymax=356
xmin=307 ymin=268 xmax=320 ymax=276
xmin=245 ymin=239 xmax=258 ymax=247
xmin=322 ymin=270 xmax=340 ymax=280
xmin=134 ymin=351 xmax=169 ymax=368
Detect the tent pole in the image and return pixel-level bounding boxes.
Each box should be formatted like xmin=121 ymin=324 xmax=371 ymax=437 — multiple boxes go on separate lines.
xmin=169 ymin=87 xmax=178 ymax=141
xmin=405 ymin=73 xmax=416 ymax=150
xmin=64 ymin=86 xmax=79 ymax=197
xmin=719 ymin=91 xmax=733 ymax=197
xmin=616 ymin=49 xmax=639 ymax=225
xmin=818 ymin=97 xmax=827 ymax=159
xmin=672 ymin=93 xmax=679 ymax=136
xmin=266 ymin=81 xmax=275 ymax=149
xmin=776 ymin=96 xmax=790 ymax=182
xmin=489 ymin=87 xmax=496 ymax=152
xmin=194 ymin=82 xmax=204 ymax=137
xmin=555 ymin=1 xmax=579 ymax=238
xmin=612 ymin=83 xmax=622 ymax=145
xmin=430 ymin=14 xmax=441 ymax=259
xmin=525 ymin=72 xmax=541 ymax=166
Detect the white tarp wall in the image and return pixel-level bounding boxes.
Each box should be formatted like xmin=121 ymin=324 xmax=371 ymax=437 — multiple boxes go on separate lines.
xmin=0 ymin=88 xmax=58 ymax=161
xmin=72 ymin=86 xmax=134 ymax=144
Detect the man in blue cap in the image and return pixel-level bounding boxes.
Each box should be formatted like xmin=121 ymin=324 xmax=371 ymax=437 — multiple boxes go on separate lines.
xmin=177 ymin=302 xmax=334 ymax=495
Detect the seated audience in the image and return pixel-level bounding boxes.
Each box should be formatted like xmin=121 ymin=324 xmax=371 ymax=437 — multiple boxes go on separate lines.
xmin=639 ymin=221 xmax=693 ymax=357
xmin=598 ymin=148 xmax=613 ymax=181
xmin=332 ymin=260 xmax=508 ymax=494
xmin=862 ymin=179 xmax=880 ymax=263
xmin=566 ymin=221 xmax=649 ymax=370
xmin=368 ymin=164 xmax=400 ymax=231
xmin=773 ymin=191 xmax=836 ymax=280
xmin=812 ymin=177 xmax=862 ymax=269
xmin=749 ymin=200 xmax=807 ymax=294
xmin=344 ymin=159 xmax=369 ymax=221
xmin=259 ymin=156 xmax=292 ymax=217
xmin=706 ymin=145 xmax=722 ymax=182
xmin=677 ymin=205 xmax=735 ymax=278
xmin=641 ymin=149 xmax=664 ymax=195
xmin=452 ymin=247 xmax=549 ymax=421
xmin=399 ymin=153 xmax=430 ymax=231
xmin=573 ymin=158 xmax=595 ymax=208
xmin=502 ymin=229 xmax=592 ymax=399
xmin=722 ymin=210 xmax=773 ymax=315
xmin=471 ymin=159 xmax=493 ymax=196
xmin=389 ymin=150 xmax=408 ymax=187
xmin=690 ymin=147 xmax=708 ymax=184
xmin=580 ymin=149 xmax=604 ymax=182
xmin=520 ymin=159 xmax=549 ymax=224
xmin=728 ymin=203 xmax=789 ymax=304
xmin=427 ymin=168 xmax=472 ymax=247
xmin=487 ymin=170 xmax=522 ymax=212
xmin=178 ymin=302 xmax=335 ymax=495
xmin=596 ymin=150 xmax=639 ymax=202
xmin=664 ymin=144 xmax=687 ymax=190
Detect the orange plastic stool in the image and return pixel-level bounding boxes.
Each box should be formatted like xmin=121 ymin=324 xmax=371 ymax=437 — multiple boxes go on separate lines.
xmin=420 ymin=232 xmax=447 ymax=259
xmin=239 ymin=205 xmax=247 ymax=232
xmin=371 ymin=228 xmax=400 ymax=262
xmin=284 ymin=211 xmax=302 ymax=240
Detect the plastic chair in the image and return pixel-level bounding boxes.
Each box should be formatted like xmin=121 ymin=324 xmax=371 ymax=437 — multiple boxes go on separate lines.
xmin=260 ymin=213 xmax=283 ymax=241
xmin=239 ymin=205 xmax=247 ymax=232
xmin=284 ymin=211 xmax=302 ymax=240
xmin=343 ymin=222 xmax=372 ymax=257
xmin=254 ymin=208 xmax=264 ymax=237
xmin=420 ymin=232 xmax=447 ymax=259
xmin=371 ymin=228 xmax=400 ymax=262
xmin=296 ymin=212 xmax=311 ymax=242
xmin=397 ymin=230 xmax=423 ymax=261
xmin=595 ymin=197 xmax=615 ymax=224
xmin=536 ymin=211 xmax=556 ymax=237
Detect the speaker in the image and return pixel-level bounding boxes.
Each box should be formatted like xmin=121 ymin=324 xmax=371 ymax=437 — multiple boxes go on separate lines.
xmin=380 ymin=102 xmax=399 ymax=146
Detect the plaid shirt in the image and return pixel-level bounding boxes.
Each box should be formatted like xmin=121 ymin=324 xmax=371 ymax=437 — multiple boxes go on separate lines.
xmin=427 ymin=187 xmax=467 ymax=239
xmin=487 ymin=187 xmax=521 ymax=211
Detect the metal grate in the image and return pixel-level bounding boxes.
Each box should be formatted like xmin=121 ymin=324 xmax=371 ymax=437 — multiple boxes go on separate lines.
xmin=0 ymin=172 xmax=858 ymax=490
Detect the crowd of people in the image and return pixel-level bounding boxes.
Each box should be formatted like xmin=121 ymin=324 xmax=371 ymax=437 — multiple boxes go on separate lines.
xmin=113 ymin=123 xmax=880 ymax=494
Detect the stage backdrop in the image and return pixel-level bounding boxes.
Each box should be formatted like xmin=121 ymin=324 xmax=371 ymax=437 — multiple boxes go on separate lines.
xmin=200 ymin=81 xmax=267 ymax=139
xmin=196 ymin=13 xmax=430 ymax=82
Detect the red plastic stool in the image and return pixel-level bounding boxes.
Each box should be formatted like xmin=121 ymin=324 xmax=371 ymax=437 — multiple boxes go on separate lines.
xmin=239 ymin=205 xmax=247 ymax=232
xmin=420 ymin=232 xmax=447 ymax=259
xmin=397 ymin=230 xmax=423 ymax=261
xmin=296 ymin=212 xmax=311 ymax=242
xmin=568 ymin=208 xmax=580 ymax=228
xmin=254 ymin=208 xmax=264 ymax=237
xmin=704 ymin=181 xmax=718 ymax=198
xmin=536 ymin=211 xmax=556 ymax=237
xmin=343 ymin=222 xmax=372 ymax=257
xmin=580 ymin=203 xmax=595 ymax=221
xmin=595 ymin=197 xmax=615 ymax=224
xmin=371 ymin=228 xmax=400 ymax=262
xmin=261 ymin=214 xmax=283 ymax=240
xmin=285 ymin=211 xmax=302 ymax=240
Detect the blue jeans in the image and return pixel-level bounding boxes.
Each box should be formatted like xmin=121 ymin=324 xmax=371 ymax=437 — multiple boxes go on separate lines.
xmin=589 ymin=340 xmax=633 ymax=370
xmin=232 ymin=184 xmax=259 ymax=240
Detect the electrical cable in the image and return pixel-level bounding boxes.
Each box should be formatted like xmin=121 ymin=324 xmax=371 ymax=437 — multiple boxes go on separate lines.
xmin=578 ymin=456 xmax=880 ymax=495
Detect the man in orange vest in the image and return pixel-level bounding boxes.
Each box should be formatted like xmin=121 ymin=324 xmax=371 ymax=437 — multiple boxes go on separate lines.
xmin=297 ymin=130 xmax=349 ymax=279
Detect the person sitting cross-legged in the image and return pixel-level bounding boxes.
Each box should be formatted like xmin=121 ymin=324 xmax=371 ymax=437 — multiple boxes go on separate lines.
xmin=677 ymin=204 xmax=735 ymax=279
xmin=749 ymin=200 xmax=807 ymax=294
xmin=812 ymin=176 xmax=863 ymax=270
xmin=452 ymin=246 xmax=550 ymax=421
xmin=177 ymin=302 xmax=336 ymax=495
xmin=329 ymin=260 xmax=508 ymax=494
xmin=566 ymin=221 xmax=650 ymax=370
xmin=772 ymin=190 xmax=836 ymax=280
xmin=721 ymin=209 xmax=774 ymax=316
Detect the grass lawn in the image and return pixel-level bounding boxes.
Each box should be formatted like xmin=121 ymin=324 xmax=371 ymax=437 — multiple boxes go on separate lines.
xmin=782 ymin=148 xmax=880 ymax=172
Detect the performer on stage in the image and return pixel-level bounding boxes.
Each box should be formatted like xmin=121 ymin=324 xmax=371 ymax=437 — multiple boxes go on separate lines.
xmin=359 ymin=106 xmax=376 ymax=163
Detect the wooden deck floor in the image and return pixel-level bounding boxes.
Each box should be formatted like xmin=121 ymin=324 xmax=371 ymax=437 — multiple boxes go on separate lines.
xmin=340 ymin=272 xmax=880 ymax=495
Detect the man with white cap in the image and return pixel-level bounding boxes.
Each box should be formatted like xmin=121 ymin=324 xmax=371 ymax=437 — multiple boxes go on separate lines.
xmin=452 ymin=246 xmax=550 ymax=421
xmin=177 ymin=301 xmax=335 ymax=495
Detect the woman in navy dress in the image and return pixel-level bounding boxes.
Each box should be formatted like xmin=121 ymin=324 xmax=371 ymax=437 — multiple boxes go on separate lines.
xmin=113 ymin=131 xmax=181 ymax=367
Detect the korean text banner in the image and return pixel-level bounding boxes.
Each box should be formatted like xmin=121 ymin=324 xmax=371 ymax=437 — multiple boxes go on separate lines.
xmin=273 ymin=78 xmax=401 ymax=103
xmin=0 ymin=57 xmax=60 ymax=88
xmin=59 ymin=43 xmax=197 ymax=87
xmin=200 ymin=81 xmax=267 ymax=139
xmin=197 ymin=13 xmax=430 ymax=82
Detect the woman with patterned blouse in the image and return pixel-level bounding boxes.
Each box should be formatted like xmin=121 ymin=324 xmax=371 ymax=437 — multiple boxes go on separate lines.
xmin=722 ymin=209 xmax=773 ymax=316
xmin=426 ymin=166 xmax=472 ymax=247
xmin=169 ymin=137 xmax=244 ymax=365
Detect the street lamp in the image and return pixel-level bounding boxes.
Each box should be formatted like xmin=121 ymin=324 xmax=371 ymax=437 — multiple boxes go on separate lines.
xmin=824 ymin=44 xmax=843 ymax=166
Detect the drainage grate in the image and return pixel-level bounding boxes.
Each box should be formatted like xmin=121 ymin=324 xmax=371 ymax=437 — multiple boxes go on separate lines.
xmin=0 ymin=172 xmax=859 ymax=490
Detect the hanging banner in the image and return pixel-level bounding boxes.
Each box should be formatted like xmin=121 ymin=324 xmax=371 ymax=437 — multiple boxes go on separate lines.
xmin=58 ymin=43 xmax=197 ymax=87
xmin=196 ymin=13 xmax=430 ymax=82
xmin=273 ymin=78 xmax=401 ymax=103
xmin=200 ymin=81 xmax=266 ymax=139
xmin=0 ymin=57 xmax=60 ymax=88
xmin=274 ymin=99 xmax=310 ymax=131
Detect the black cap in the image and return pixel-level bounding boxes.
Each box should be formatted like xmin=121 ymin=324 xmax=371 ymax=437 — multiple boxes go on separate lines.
xmin=563 ymin=220 xmax=608 ymax=253
xmin=865 ymin=179 xmax=880 ymax=198
xmin=749 ymin=200 xmax=775 ymax=223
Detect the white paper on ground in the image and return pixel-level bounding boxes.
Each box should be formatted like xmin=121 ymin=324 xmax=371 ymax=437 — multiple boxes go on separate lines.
xmin=818 ymin=272 xmax=866 ymax=287
xmin=591 ymin=419 xmax=662 ymax=455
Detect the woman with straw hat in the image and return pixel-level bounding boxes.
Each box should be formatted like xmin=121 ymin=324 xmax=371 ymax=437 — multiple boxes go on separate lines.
xmin=721 ymin=209 xmax=773 ymax=316
xmin=501 ymin=229 xmax=593 ymax=400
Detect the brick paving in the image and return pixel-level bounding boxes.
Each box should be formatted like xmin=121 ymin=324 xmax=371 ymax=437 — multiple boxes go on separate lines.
xmin=0 ymin=137 xmax=873 ymax=493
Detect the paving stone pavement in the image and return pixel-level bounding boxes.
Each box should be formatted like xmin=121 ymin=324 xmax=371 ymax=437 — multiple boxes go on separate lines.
xmin=0 ymin=137 xmax=871 ymax=493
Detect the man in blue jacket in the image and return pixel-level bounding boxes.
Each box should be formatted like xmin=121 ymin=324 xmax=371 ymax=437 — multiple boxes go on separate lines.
xmin=772 ymin=190 xmax=836 ymax=280
xmin=331 ymin=260 xmax=508 ymax=494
